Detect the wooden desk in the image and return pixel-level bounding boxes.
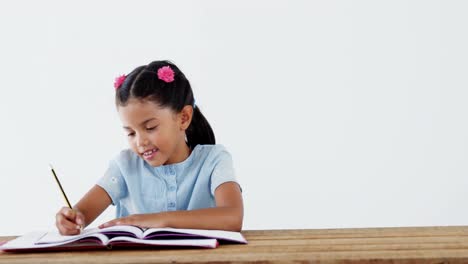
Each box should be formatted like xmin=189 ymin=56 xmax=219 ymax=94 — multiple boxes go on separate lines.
xmin=1 ymin=226 xmax=468 ymax=263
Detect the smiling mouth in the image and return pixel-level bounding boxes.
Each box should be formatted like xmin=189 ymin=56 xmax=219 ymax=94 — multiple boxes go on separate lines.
xmin=142 ymin=148 xmax=158 ymax=158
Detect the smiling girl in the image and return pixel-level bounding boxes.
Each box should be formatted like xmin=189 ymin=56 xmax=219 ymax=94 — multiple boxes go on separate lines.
xmin=55 ymin=60 xmax=243 ymax=235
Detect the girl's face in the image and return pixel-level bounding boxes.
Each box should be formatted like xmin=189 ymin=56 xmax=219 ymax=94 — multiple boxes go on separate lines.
xmin=117 ymin=98 xmax=193 ymax=167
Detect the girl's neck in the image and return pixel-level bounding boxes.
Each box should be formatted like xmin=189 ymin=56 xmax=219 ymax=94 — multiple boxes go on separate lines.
xmin=165 ymin=142 xmax=191 ymax=165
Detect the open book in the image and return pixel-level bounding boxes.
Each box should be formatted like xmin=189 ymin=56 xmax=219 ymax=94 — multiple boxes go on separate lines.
xmin=0 ymin=225 xmax=247 ymax=252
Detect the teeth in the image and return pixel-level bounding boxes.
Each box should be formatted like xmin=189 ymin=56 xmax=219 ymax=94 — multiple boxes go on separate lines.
xmin=143 ymin=149 xmax=157 ymax=156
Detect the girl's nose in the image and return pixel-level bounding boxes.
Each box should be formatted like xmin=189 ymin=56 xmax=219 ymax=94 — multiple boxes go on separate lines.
xmin=136 ymin=136 xmax=149 ymax=147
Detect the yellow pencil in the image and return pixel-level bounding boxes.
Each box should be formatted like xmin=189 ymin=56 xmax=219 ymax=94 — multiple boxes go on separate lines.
xmin=49 ymin=164 xmax=72 ymax=209
xmin=50 ymin=164 xmax=83 ymax=232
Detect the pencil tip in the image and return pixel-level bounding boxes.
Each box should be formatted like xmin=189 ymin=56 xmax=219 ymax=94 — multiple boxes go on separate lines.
xmin=49 ymin=163 xmax=54 ymax=170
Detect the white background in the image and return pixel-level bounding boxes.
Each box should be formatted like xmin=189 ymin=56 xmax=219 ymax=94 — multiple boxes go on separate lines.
xmin=0 ymin=1 xmax=467 ymax=236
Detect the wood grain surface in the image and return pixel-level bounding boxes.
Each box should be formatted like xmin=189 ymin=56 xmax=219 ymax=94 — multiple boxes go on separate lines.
xmin=1 ymin=226 xmax=468 ymax=263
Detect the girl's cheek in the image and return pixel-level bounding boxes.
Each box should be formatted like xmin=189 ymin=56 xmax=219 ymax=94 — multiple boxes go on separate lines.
xmin=128 ymin=138 xmax=137 ymax=149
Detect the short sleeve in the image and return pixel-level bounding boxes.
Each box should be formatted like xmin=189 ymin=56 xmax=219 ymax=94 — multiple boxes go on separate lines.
xmin=209 ymin=147 xmax=241 ymax=196
xmin=97 ymin=159 xmax=128 ymax=205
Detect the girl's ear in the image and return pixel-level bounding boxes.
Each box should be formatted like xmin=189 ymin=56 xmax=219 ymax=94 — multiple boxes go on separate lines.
xmin=178 ymin=105 xmax=193 ymax=131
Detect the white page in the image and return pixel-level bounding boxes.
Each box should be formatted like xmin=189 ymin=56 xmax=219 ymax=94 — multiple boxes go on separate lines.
xmin=36 ymin=225 xmax=143 ymax=244
xmin=107 ymin=236 xmax=218 ymax=248
xmin=0 ymin=232 xmax=109 ymax=250
xmin=142 ymin=228 xmax=247 ymax=243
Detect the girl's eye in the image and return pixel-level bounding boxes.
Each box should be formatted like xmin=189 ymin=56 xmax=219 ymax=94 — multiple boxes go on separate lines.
xmin=127 ymin=132 xmax=135 ymax=137
xmin=146 ymin=126 xmax=157 ymax=131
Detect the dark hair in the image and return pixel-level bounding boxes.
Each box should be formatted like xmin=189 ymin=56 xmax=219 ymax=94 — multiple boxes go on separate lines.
xmin=115 ymin=60 xmax=215 ymax=149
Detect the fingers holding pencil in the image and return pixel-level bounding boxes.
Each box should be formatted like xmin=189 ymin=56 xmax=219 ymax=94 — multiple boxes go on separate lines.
xmin=56 ymin=207 xmax=85 ymax=235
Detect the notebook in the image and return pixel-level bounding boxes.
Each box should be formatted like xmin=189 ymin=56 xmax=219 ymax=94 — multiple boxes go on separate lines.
xmin=0 ymin=225 xmax=247 ymax=252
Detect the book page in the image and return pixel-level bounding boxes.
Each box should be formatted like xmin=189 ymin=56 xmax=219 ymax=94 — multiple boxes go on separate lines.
xmin=0 ymin=232 xmax=109 ymax=250
xmin=36 ymin=225 xmax=144 ymax=244
xmin=108 ymin=236 xmax=219 ymax=248
xmin=142 ymin=228 xmax=247 ymax=243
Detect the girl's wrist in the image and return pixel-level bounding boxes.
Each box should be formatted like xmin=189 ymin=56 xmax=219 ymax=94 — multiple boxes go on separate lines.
xmin=156 ymin=212 xmax=171 ymax=228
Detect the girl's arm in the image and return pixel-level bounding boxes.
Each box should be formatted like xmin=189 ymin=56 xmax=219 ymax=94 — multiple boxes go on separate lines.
xmin=99 ymin=182 xmax=244 ymax=231
xmin=56 ymin=185 xmax=112 ymax=235
xmin=74 ymin=184 xmax=113 ymax=227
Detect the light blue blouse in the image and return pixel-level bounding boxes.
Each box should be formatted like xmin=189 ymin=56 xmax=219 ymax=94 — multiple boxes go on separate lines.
xmin=97 ymin=144 xmax=239 ymax=218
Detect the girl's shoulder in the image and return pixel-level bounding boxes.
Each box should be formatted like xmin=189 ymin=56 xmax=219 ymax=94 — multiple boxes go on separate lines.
xmin=115 ymin=148 xmax=139 ymax=161
xmin=110 ymin=148 xmax=142 ymax=170
xmin=194 ymin=144 xmax=233 ymax=165
xmin=194 ymin=143 xmax=229 ymax=156
xmin=195 ymin=143 xmax=226 ymax=153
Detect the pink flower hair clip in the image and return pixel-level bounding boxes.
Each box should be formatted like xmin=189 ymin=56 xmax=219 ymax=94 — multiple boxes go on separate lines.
xmin=157 ymin=66 xmax=175 ymax=83
xmin=114 ymin=74 xmax=126 ymax=90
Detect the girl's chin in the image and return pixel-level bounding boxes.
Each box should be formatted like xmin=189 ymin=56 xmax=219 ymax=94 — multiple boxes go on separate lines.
xmin=146 ymin=159 xmax=162 ymax=167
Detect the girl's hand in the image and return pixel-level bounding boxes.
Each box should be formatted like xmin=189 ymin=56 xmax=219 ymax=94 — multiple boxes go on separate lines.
xmin=55 ymin=207 xmax=85 ymax=235
xmin=99 ymin=213 xmax=167 ymax=229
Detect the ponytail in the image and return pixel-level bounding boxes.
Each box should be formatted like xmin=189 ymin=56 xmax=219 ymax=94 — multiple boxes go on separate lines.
xmin=186 ymin=106 xmax=215 ymax=149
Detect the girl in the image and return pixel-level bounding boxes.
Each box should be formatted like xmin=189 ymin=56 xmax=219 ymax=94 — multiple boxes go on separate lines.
xmin=55 ymin=60 xmax=243 ymax=235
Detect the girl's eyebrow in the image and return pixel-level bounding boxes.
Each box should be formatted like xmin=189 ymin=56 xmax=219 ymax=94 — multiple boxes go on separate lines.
xmin=123 ymin=118 xmax=158 ymax=129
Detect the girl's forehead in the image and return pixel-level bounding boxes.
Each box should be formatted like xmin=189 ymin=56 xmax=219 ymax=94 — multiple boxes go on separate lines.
xmin=118 ymin=99 xmax=174 ymax=124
